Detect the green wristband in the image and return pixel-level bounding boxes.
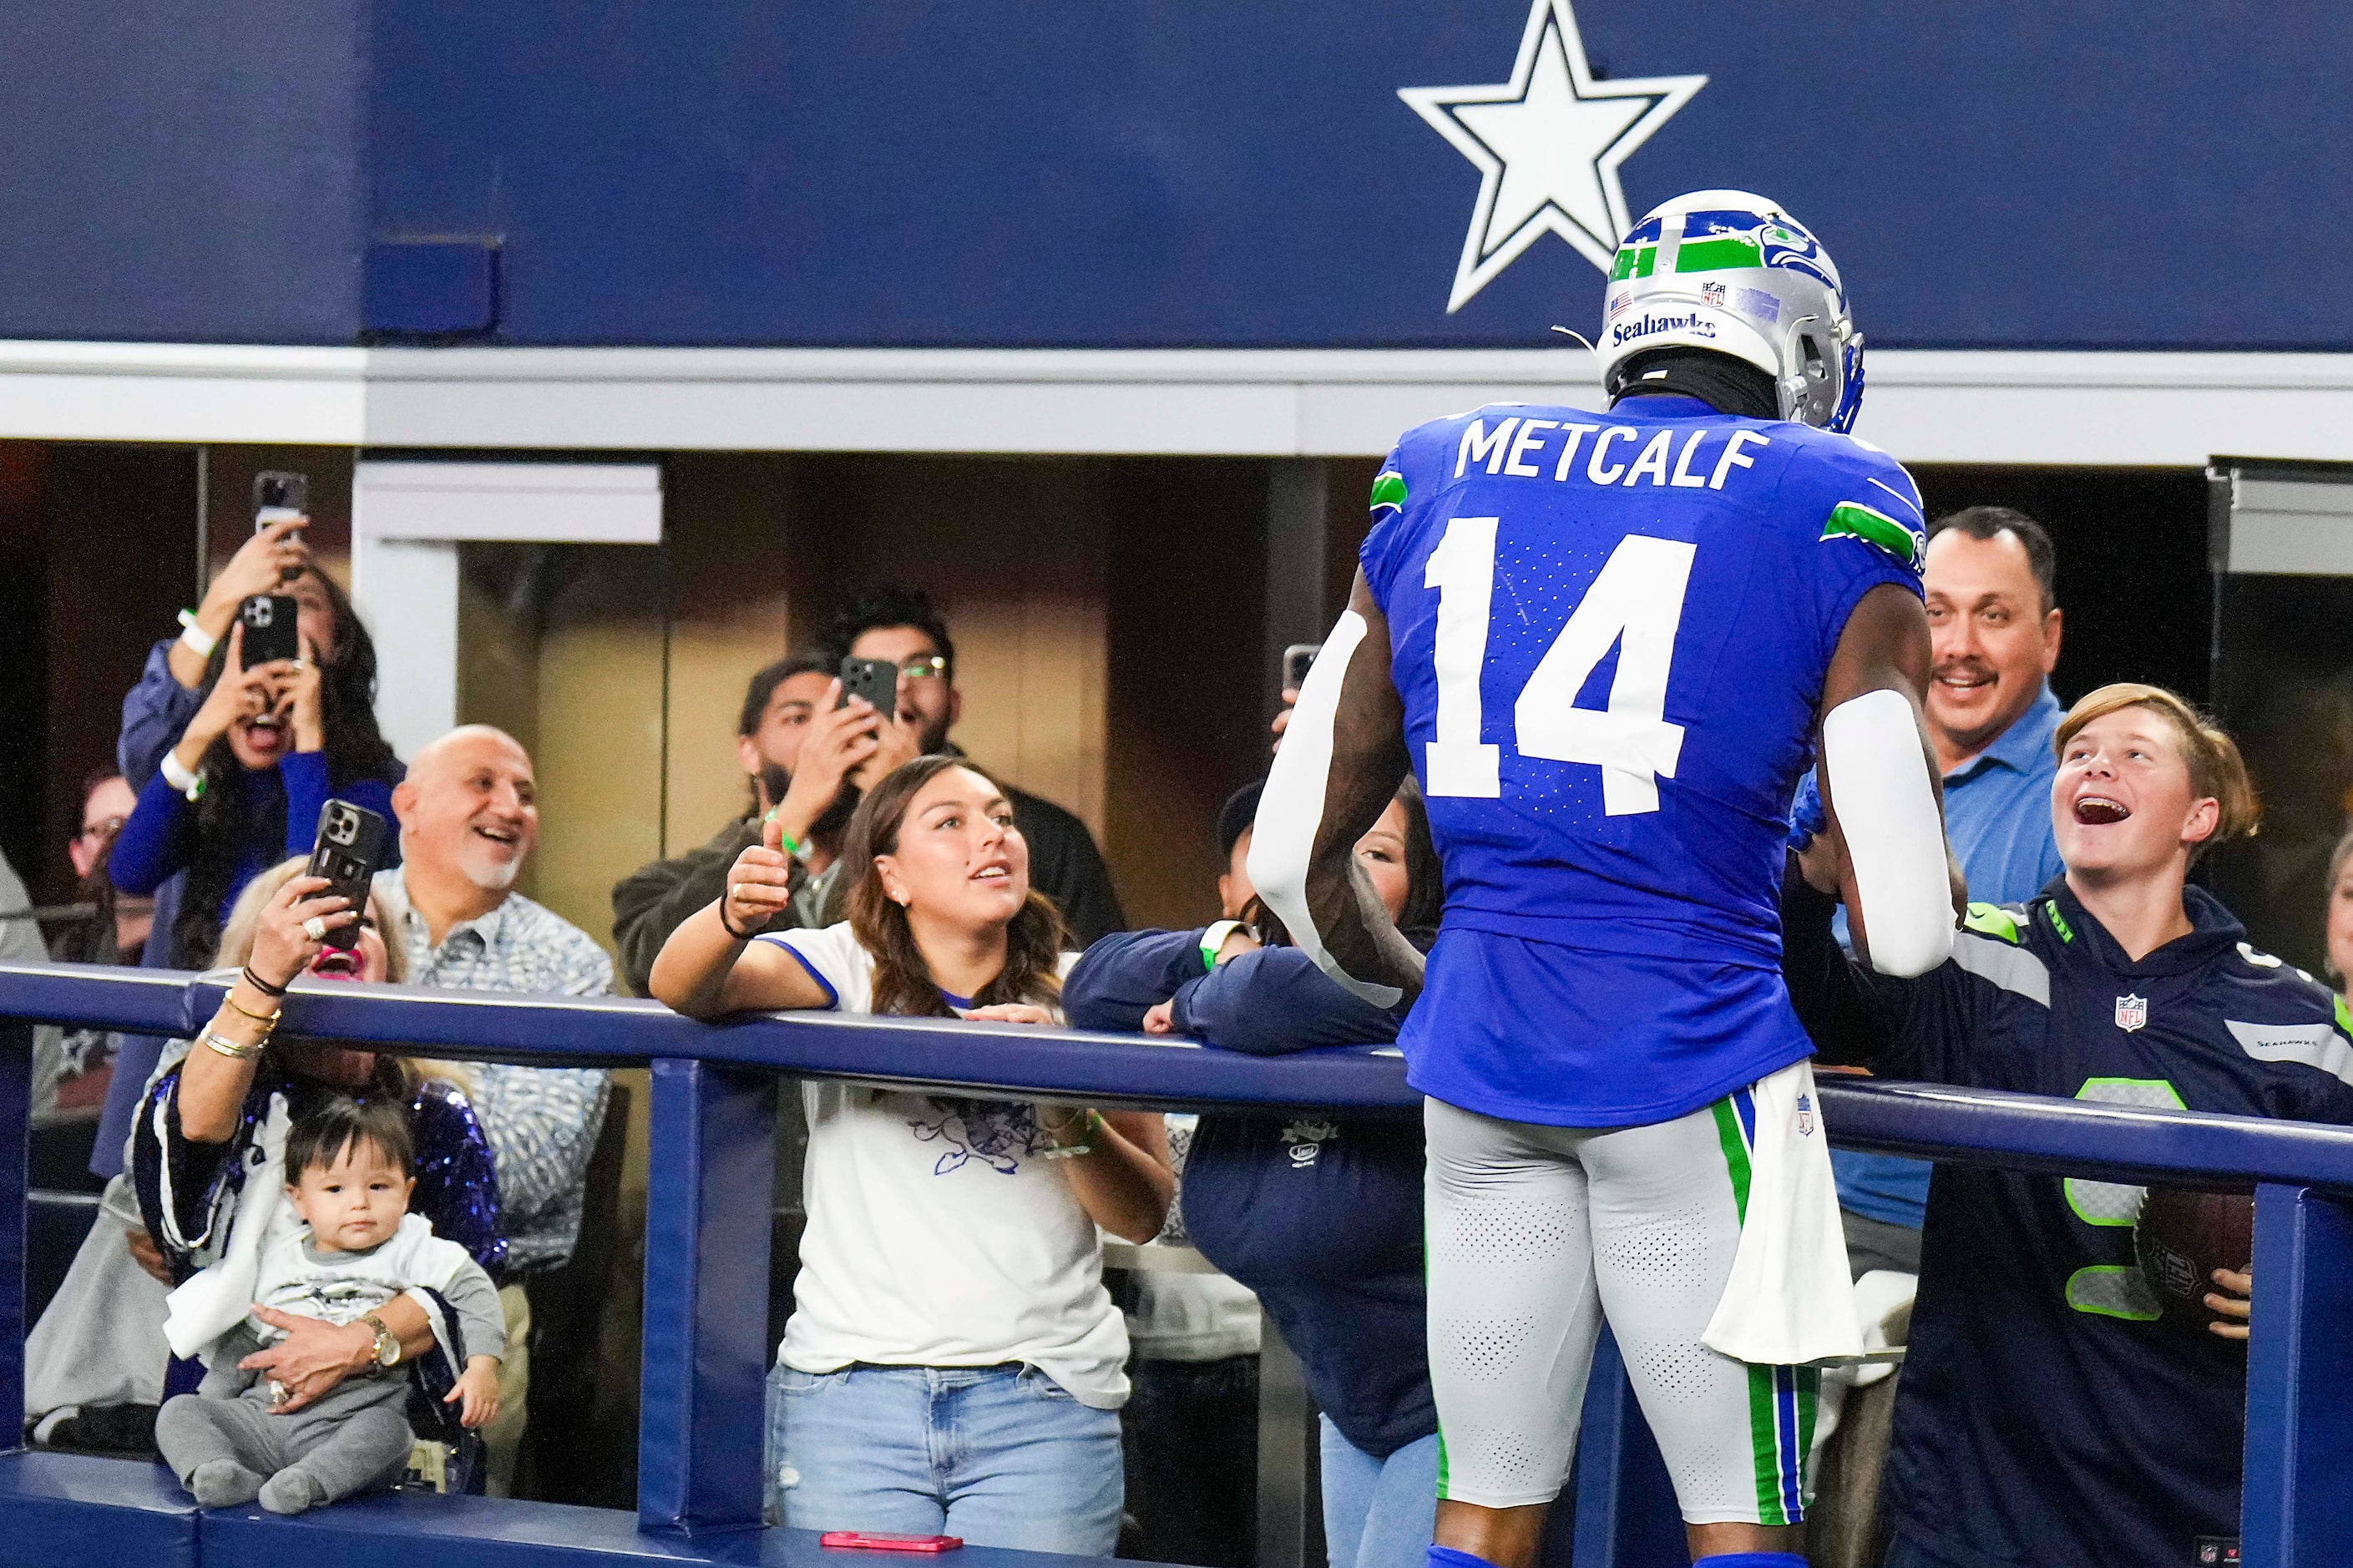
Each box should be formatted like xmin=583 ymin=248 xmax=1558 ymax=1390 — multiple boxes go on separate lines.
xmin=762 ymin=806 xmax=802 ymax=858
xmin=1200 ymin=920 xmax=1245 ymax=974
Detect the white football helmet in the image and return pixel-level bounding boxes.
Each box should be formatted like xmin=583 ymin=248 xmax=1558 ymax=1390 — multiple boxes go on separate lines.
xmin=1595 ymin=190 xmax=1864 ymax=432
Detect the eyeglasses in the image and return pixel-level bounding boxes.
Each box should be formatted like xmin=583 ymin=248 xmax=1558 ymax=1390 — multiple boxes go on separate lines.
xmin=77 ymin=817 xmax=126 ymax=844
xmin=897 ymin=655 xmax=949 ymax=682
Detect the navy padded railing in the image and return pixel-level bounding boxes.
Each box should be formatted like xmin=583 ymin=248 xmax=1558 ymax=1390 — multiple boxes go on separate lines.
xmin=0 ymin=962 xmax=2347 ymax=1568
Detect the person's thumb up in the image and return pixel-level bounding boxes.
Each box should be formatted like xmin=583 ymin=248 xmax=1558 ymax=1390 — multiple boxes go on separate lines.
xmin=762 ymin=805 xmax=787 ymax=852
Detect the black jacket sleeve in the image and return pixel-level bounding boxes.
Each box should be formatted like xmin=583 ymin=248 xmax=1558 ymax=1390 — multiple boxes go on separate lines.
xmin=1779 ymin=855 xmax=1986 ymax=1083
xmin=1780 ymin=862 xmax=1890 ymax=1069
xmin=610 ymin=817 xmax=787 ymax=997
xmin=1063 ymin=929 xmax=1204 ymax=1031
xmin=1060 ymin=930 xmax=1401 ymax=1056
xmin=1174 ymin=946 xmax=1402 ymax=1055
xmin=1011 ymin=789 xmax=1127 ymax=945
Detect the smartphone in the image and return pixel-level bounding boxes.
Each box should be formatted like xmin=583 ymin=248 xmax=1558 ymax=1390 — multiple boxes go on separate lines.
xmin=1283 ymin=642 xmax=1322 ymax=694
xmin=819 ymin=1533 xmax=963 ymax=1554
xmin=239 ymin=592 xmax=301 ymax=666
xmin=838 ymin=655 xmax=900 ymax=713
xmin=305 ymin=799 xmax=390 ymax=945
xmin=253 ymin=471 xmax=309 ymax=530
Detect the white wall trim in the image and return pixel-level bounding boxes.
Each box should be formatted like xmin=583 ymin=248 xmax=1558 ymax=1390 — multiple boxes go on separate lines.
xmin=6 ymin=340 xmax=2353 ymax=464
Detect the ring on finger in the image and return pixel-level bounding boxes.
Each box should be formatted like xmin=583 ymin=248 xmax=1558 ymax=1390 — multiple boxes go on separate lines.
xmin=269 ymin=1380 xmax=289 ymax=1406
xmin=302 ymin=915 xmax=329 ymax=942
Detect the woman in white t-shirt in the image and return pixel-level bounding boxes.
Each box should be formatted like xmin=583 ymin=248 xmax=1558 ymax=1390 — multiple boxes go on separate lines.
xmin=652 ymin=755 xmax=1172 ymax=1554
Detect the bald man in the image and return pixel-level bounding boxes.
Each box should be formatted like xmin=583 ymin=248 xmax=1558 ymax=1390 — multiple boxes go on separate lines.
xmin=373 ymin=725 xmax=615 ymax=1495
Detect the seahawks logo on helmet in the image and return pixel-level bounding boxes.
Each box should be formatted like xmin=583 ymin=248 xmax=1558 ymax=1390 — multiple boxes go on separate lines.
xmin=1596 ymin=190 xmax=1865 ymax=433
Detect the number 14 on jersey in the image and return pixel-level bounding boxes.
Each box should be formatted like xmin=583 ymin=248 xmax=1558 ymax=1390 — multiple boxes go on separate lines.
xmin=1424 ymin=518 xmax=1696 ymax=816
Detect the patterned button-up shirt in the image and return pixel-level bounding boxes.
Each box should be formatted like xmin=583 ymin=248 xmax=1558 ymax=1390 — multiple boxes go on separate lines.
xmin=376 ymin=867 xmax=615 ymax=1275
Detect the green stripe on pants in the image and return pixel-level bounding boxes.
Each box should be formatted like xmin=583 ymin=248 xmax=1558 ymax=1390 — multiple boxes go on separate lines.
xmin=1744 ymin=1363 xmax=1789 ymax=1527
xmin=1709 ymin=1098 xmax=1753 ymax=1225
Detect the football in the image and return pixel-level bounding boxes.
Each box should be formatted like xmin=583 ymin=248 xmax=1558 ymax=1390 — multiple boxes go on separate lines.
xmin=2135 ymin=1186 xmax=2255 ymax=1335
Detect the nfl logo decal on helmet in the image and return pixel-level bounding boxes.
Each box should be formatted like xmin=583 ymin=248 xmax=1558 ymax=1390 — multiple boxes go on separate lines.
xmin=1596 ymin=190 xmax=1866 ymax=432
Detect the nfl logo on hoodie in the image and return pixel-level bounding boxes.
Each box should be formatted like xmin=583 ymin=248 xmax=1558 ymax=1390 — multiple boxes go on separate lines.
xmin=2114 ymin=994 xmax=2148 ymax=1032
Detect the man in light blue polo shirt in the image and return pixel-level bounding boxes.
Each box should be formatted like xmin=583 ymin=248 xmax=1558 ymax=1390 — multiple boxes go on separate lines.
xmin=1834 ymin=504 xmax=2065 ymax=1273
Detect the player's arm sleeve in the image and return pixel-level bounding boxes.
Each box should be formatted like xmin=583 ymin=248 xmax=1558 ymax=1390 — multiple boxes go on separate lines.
xmin=1817 ymin=569 xmax=1958 ymax=978
xmin=1247 ymin=570 xmax=1419 ymax=1009
xmin=1823 ymin=687 xmax=1953 ymax=977
xmin=1779 ymin=858 xmax=1978 ymax=1079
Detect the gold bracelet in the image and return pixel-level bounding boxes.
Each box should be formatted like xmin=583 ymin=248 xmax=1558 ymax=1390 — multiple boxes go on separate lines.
xmin=220 ymin=991 xmax=281 ymax=1025
xmin=1037 ymin=1108 xmax=1101 ymax=1161
xmin=200 ymin=1029 xmax=267 ymax=1062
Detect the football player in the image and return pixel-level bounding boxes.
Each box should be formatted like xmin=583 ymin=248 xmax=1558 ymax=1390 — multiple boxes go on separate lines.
xmin=1251 ymin=191 xmax=1960 ymax=1568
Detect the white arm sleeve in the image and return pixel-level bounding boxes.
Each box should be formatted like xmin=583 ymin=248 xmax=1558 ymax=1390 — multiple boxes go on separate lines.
xmin=1821 ymin=687 xmax=1956 ymax=978
xmin=1247 ymin=610 xmax=1403 ymax=1009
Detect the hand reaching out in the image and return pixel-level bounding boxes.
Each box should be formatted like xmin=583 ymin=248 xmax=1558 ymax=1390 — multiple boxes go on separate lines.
xmin=445 ymin=1356 xmax=502 ymax=1428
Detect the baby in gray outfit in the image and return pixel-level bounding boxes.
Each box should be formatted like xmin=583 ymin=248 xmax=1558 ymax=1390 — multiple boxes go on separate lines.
xmin=155 ymin=1095 xmax=504 ymax=1515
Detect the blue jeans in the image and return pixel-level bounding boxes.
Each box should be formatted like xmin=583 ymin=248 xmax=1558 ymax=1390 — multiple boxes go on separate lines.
xmin=765 ymin=1362 xmax=1124 ymax=1555
xmin=1318 ymin=1416 xmax=1440 ymax=1568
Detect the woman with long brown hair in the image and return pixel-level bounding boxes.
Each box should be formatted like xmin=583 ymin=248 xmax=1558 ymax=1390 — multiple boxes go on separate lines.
xmin=653 ymin=754 xmax=1171 ymax=1555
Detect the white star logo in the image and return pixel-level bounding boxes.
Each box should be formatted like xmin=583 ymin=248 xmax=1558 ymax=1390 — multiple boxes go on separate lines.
xmin=1400 ymin=0 xmax=1706 ymax=312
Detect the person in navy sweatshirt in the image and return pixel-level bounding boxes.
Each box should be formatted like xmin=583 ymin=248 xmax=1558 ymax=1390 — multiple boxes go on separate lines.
xmin=1784 ymin=683 xmax=2353 ymax=1568
xmin=1066 ymin=777 xmax=1444 ymax=1568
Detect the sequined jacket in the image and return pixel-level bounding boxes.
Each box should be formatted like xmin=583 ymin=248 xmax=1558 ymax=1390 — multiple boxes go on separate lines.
xmin=131 ymin=1061 xmax=506 ymax=1284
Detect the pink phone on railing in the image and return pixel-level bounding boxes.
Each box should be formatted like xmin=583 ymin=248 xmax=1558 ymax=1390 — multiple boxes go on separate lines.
xmin=820 ymin=1532 xmax=964 ymax=1553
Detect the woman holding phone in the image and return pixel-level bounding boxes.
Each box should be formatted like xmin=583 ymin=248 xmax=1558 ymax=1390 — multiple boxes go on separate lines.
xmin=94 ymin=539 xmax=407 ymax=1189
xmin=652 ymin=755 xmax=1172 ymax=1555
xmin=26 ymin=858 xmax=500 ymax=1450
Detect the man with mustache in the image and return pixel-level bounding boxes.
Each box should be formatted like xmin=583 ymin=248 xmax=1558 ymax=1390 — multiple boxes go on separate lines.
xmin=373 ymin=724 xmax=615 ymax=1495
xmin=1832 ymin=506 xmax=2067 ymax=1277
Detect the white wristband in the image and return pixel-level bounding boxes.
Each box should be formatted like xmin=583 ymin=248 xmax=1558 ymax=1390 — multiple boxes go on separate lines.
xmin=1200 ymin=919 xmax=1246 ymax=974
xmin=160 ymin=749 xmax=205 ymax=802
xmin=175 ymin=609 xmax=218 ymax=661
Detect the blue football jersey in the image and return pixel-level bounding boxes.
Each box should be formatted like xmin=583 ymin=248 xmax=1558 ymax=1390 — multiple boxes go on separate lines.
xmin=1360 ymin=393 xmax=1925 ymax=1125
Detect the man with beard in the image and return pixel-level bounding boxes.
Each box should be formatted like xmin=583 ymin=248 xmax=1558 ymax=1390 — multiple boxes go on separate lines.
xmin=827 ymin=585 xmax=1126 ymax=944
xmin=611 ymin=650 xmax=916 ymax=994
xmin=373 ymin=724 xmax=615 ymax=1494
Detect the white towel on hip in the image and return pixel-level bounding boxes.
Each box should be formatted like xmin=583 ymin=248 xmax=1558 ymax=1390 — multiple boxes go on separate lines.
xmin=163 ymin=1093 xmax=292 ymax=1361
xmin=1701 ymin=1058 xmax=1865 ymax=1365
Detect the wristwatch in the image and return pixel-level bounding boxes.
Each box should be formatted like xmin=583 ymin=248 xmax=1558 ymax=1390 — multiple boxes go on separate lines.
xmin=362 ymin=1313 xmax=401 ymax=1377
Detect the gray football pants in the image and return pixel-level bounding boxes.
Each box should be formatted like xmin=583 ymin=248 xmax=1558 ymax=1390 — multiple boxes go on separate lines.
xmin=1424 ymin=1095 xmax=1817 ymax=1525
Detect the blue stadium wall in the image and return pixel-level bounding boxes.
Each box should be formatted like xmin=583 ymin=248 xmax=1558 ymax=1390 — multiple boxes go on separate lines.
xmin=0 ymin=0 xmax=2345 ymax=351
